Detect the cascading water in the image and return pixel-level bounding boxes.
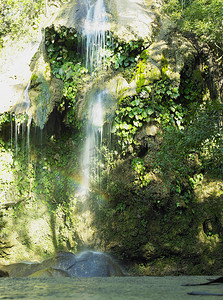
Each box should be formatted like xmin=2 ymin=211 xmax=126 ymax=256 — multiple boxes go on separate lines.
xmin=83 ymin=0 xmax=108 ymax=73
xmin=81 ymin=0 xmax=109 ymax=192
xmin=12 ymin=81 xmax=32 ymax=159
xmin=82 ymin=90 xmax=105 ymax=191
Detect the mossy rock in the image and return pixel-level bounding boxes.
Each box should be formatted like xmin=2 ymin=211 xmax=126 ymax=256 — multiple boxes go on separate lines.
xmin=29 ymin=268 xmax=70 ymax=278
xmin=29 ymin=53 xmax=64 ymax=129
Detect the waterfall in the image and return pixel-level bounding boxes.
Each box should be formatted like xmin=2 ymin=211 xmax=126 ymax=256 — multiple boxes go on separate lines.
xmin=24 ymin=82 xmax=32 ymax=161
xmin=83 ymin=0 xmax=108 ymax=72
xmin=82 ymin=90 xmax=105 ymax=190
xmin=81 ymin=0 xmax=108 ymax=192
xmin=12 ymin=81 xmax=32 ymax=160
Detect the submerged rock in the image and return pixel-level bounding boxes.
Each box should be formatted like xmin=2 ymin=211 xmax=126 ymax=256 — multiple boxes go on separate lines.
xmin=0 ymin=251 xmax=125 ymax=278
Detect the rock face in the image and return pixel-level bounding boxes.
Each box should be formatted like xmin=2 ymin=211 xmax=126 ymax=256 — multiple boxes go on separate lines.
xmin=0 ymin=251 xmax=125 ymax=278
xmin=107 ymin=0 xmax=162 ymax=42
xmin=29 ymin=48 xmax=64 ymax=129
xmin=0 ymin=39 xmax=41 ymax=115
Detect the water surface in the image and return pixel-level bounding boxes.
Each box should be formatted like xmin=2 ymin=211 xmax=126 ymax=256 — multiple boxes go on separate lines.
xmin=0 ymin=276 xmax=222 ymax=299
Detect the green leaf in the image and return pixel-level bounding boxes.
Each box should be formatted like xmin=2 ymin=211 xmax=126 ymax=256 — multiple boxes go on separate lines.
xmin=142 ymin=110 xmax=147 ymax=118
xmin=133 ymin=121 xmax=140 ymax=127
xmin=131 ymin=98 xmax=140 ymax=106
xmin=146 ymin=117 xmax=150 ymax=122
xmin=146 ymin=108 xmax=154 ymax=115
xmin=133 ymin=108 xmax=138 ymax=115
xmin=167 ymin=90 xmax=172 ymax=95
xmin=123 ymin=123 xmax=129 ymax=130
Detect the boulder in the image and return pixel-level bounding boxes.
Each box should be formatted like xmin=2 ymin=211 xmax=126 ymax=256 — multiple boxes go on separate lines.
xmin=29 ymin=268 xmax=70 ymax=278
xmin=0 ymin=251 xmax=125 ymax=278
xmin=51 ymin=251 xmax=125 ymax=277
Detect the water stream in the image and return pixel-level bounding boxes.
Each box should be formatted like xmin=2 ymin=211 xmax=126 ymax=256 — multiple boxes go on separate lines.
xmin=81 ymin=0 xmax=109 ymax=192
xmin=12 ymin=81 xmax=32 ymax=159
xmin=83 ymin=0 xmax=108 ymax=72
xmin=82 ymin=91 xmax=104 ymax=191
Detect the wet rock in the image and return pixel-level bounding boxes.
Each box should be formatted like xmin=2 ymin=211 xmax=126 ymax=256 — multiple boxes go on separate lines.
xmin=66 ymin=251 xmax=125 ymax=277
xmin=0 ymin=251 xmax=125 ymax=278
xmin=49 ymin=251 xmax=125 ymax=277
xmin=51 ymin=0 xmax=161 ymax=42
xmin=29 ymin=268 xmax=70 ymax=278
xmin=0 ymin=262 xmax=45 ymax=277
xmin=29 ymin=50 xmax=64 ymax=129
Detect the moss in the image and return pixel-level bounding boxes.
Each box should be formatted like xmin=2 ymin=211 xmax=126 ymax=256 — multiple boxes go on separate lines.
xmin=32 ymin=73 xmax=51 ymax=129
xmin=28 ymin=268 xmax=69 ymax=278
xmin=135 ymin=61 xmax=146 ymax=93
xmin=161 ymin=53 xmax=169 ymax=79
xmin=140 ymin=49 xmax=150 ymax=62
xmin=30 ymin=73 xmax=38 ymax=84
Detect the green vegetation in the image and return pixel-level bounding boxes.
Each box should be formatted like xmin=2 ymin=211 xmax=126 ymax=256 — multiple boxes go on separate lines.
xmin=92 ymin=0 xmax=223 ymax=273
xmin=45 ymin=26 xmax=88 ymax=127
xmin=0 ymin=0 xmax=45 ymax=46
xmin=0 ymin=126 xmax=80 ymax=259
xmin=163 ymin=0 xmax=223 ymax=57
xmin=113 ymin=78 xmax=181 ymax=154
xmin=105 ymin=36 xmax=145 ymax=70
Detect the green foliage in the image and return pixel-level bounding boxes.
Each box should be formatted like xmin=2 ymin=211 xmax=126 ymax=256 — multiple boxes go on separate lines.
xmin=12 ymin=131 xmax=78 ymax=211
xmin=135 ymin=61 xmax=146 ymax=93
xmin=163 ymin=0 xmax=223 ymax=57
xmin=105 ymin=36 xmax=144 ymax=70
xmin=45 ymin=30 xmax=147 ymax=129
xmin=132 ymin=157 xmax=150 ymax=187
xmin=178 ymin=67 xmax=204 ymax=108
xmin=45 ymin=26 xmax=88 ymax=127
xmin=182 ymin=0 xmax=223 ymax=48
xmin=155 ymin=99 xmax=223 ymax=183
xmin=0 ymin=0 xmax=71 ymax=45
xmin=163 ymin=0 xmax=185 ymax=20
xmin=45 ymin=26 xmax=81 ymax=65
xmin=0 ymin=113 xmax=11 ymax=131
xmin=113 ymin=79 xmax=181 ymax=154
xmin=0 ymin=0 xmax=45 ymax=43
xmin=0 ymin=148 xmax=14 ymax=205
xmin=189 ymin=173 xmax=203 ymax=188
xmin=59 ymin=62 xmax=88 ymax=126
xmin=114 ymin=96 xmax=150 ymax=152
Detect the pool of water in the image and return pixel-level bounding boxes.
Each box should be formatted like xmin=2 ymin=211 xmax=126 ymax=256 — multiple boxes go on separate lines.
xmin=0 ymin=276 xmax=222 ymax=299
